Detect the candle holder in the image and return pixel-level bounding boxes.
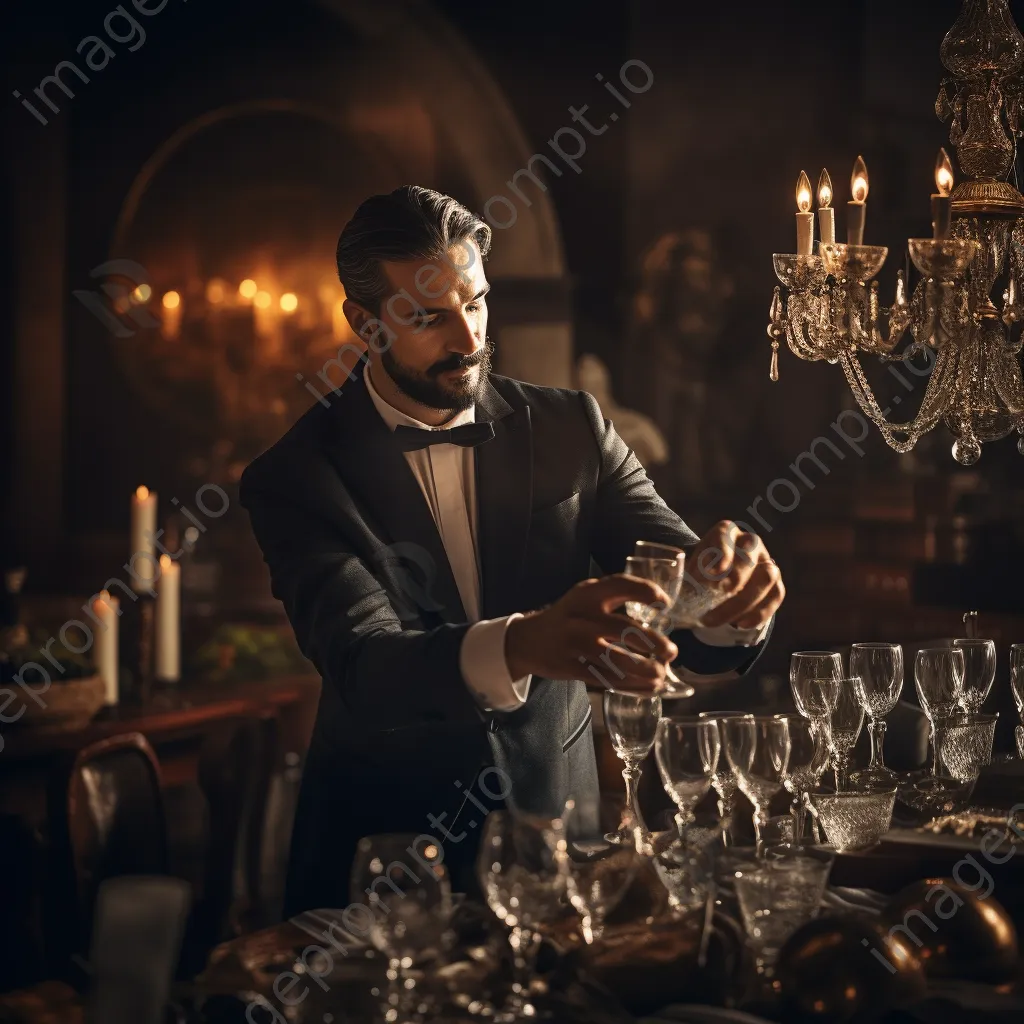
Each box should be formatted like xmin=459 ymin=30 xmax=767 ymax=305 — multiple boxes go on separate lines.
xmin=907 ymin=237 xmax=979 ymax=281
xmin=121 ymin=593 xmax=155 ymax=705
xmin=818 ymin=243 xmax=889 ymax=283
xmin=772 ymin=253 xmax=826 ymax=292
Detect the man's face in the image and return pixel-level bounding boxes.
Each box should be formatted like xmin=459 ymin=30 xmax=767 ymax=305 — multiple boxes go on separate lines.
xmin=347 ymin=240 xmax=491 ymax=412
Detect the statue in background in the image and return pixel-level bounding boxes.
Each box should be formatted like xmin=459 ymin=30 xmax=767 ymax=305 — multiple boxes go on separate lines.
xmin=576 ymin=354 xmax=669 ymax=470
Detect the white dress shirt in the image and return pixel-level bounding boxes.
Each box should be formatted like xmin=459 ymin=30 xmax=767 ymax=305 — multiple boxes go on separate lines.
xmin=363 ymin=363 xmax=766 ymax=711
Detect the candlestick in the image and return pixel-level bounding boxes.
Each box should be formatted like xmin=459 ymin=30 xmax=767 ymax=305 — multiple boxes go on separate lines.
xmin=932 ymin=147 xmax=954 ymax=240
xmin=130 ymin=486 xmax=158 ymax=593
xmin=155 ymin=555 xmax=181 ymax=682
xmin=817 ymin=168 xmax=835 ymax=245
xmin=795 ymin=170 xmax=814 ymax=255
xmin=847 ymin=155 xmax=869 ymax=246
xmin=92 ymin=590 xmax=120 ymax=705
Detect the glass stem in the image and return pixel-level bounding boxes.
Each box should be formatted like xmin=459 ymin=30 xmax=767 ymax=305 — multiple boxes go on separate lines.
xmin=753 ymin=808 xmax=768 ymax=857
xmin=868 ymin=718 xmax=887 ymax=769
xmin=931 ymin=717 xmax=948 ymax=777
xmin=834 ymin=755 xmax=849 ymax=791
xmin=622 ymin=762 xmax=647 ymax=846
xmin=792 ymin=797 xmax=806 ymax=848
xmin=509 ymin=926 xmax=542 ymax=1005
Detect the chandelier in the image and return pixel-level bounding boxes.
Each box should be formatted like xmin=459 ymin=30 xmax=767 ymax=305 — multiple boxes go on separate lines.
xmin=767 ymin=0 xmax=1024 ymax=464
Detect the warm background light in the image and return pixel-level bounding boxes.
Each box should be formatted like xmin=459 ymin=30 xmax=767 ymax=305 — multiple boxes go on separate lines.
xmin=817 ymin=168 xmax=833 ymax=208
xmin=254 ymin=290 xmax=272 ymax=309
xmin=796 ymin=170 xmax=813 ymax=213
xmin=851 ymin=155 xmax=869 ymax=203
xmin=238 ymin=278 xmax=258 ymax=300
xmin=162 ymin=290 xmax=181 ymax=309
xmin=279 ymin=292 xmax=298 ymax=313
xmin=206 ymin=279 xmax=227 ymax=304
xmin=131 ymin=283 xmax=152 ymax=304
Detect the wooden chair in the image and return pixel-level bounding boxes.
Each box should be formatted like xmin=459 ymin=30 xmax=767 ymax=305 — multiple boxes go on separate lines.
xmin=66 ymin=733 xmax=168 ymax=953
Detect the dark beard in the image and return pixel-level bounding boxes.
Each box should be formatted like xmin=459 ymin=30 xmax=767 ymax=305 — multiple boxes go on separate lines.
xmin=381 ymin=339 xmax=492 ymax=412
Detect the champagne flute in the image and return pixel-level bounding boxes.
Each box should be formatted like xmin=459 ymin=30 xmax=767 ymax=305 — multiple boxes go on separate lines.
xmin=654 ymin=716 xmax=720 ymax=836
xmin=914 ymin=647 xmax=965 ymax=785
xmin=623 ymin=554 xmax=693 ymax=697
xmin=827 ymin=678 xmax=865 ymax=791
xmin=953 ymin=638 xmax=996 ymax=713
xmin=603 ymin=690 xmax=662 ymax=852
xmin=777 ymin=713 xmax=828 ymax=847
xmin=698 ymin=710 xmax=749 ymax=844
xmin=790 ymin=651 xmax=842 ymax=728
xmin=849 ymin=643 xmax=903 ymax=786
xmin=722 ymin=715 xmax=791 ymax=855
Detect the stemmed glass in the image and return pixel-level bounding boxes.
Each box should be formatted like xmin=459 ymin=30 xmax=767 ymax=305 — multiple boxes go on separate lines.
xmin=1012 ymin=645 xmax=1024 ymax=759
xmin=722 ymin=715 xmax=791 ymax=855
xmin=654 ymin=716 xmax=721 ymax=836
xmin=777 ymin=714 xmax=829 ymax=847
xmin=914 ymin=647 xmax=966 ymax=785
xmin=953 ymin=638 xmax=997 ymax=713
xmin=351 ymin=834 xmax=453 ymax=1024
xmin=477 ymin=810 xmax=569 ymax=1021
xmin=828 ymin=678 xmax=865 ymax=791
xmin=790 ymin=651 xmax=842 ymax=739
xmin=603 ymin=690 xmax=662 ymax=852
xmin=849 ymin=643 xmax=903 ymax=786
xmin=698 ymin=710 xmax=748 ymax=844
xmin=625 ymin=551 xmax=693 ymax=697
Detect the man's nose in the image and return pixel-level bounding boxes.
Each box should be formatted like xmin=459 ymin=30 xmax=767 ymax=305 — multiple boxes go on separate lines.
xmin=447 ymin=313 xmax=480 ymax=355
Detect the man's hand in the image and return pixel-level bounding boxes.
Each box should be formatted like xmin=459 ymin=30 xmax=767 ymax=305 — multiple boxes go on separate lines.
xmin=686 ymin=520 xmax=785 ymax=630
xmin=505 ymin=575 xmax=679 ymax=693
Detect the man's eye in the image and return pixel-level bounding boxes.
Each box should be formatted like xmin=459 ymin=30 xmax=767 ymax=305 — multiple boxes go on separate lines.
xmin=422 ymin=314 xmax=442 ymax=326
xmin=466 ymin=303 xmax=479 ymax=313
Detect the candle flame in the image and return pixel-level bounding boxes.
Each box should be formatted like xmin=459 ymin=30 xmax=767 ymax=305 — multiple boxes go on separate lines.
xmin=136 ymin=485 xmax=150 ymax=501
xmin=239 ymin=278 xmax=258 ymax=300
xmin=280 ymin=292 xmax=298 ymax=313
xmin=162 ymin=290 xmax=181 ymax=310
xmin=935 ymin=148 xmax=954 ymax=195
xmin=817 ymin=168 xmax=833 ymax=208
xmin=160 ymin=554 xmax=172 ymax=570
xmin=850 ymin=155 xmax=869 ymax=203
xmin=796 ymin=170 xmax=813 ymax=213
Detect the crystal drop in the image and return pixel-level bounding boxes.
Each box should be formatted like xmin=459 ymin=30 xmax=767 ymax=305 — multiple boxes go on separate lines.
xmin=895 ymin=271 xmax=906 ymax=306
xmin=769 ymin=287 xmax=783 ymax=322
xmin=952 ymin=437 xmax=982 ymax=465
xmin=770 ymin=346 xmax=779 ymax=382
xmin=936 ymin=84 xmax=952 ymax=121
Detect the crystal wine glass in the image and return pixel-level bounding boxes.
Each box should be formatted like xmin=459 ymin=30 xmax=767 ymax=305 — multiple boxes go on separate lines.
xmin=828 ymin=678 xmax=865 ymax=791
xmin=603 ymin=689 xmax=662 ymax=853
xmin=940 ymin=711 xmax=999 ymax=782
xmin=624 ymin=553 xmax=693 ymax=697
xmin=1012 ymin=644 xmax=1024 ymax=726
xmin=790 ymin=651 xmax=843 ymax=739
xmin=776 ymin=713 xmax=828 ymax=847
xmin=698 ymin=710 xmax=749 ymax=844
xmin=953 ymin=638 xmax=997 ymax=713
xmin=849 ymin=643 xmax=903 ymax=786
xmin=722 ymin=715 xmax=791 ymax=856
xmin=914 ymin=647 xmax=966 ymax=785
xmin=350 ymin=833 xmax=452 ymax=1023
xmin=477 ymin=810 xmax=569 ymax=1021
xmin=654 ymin=716 xmax=720 ymax=837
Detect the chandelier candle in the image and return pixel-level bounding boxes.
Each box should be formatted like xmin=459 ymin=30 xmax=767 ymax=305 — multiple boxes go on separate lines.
xmin=817 ymin=169 xmax=835 ymax=245
xmin=795 ymin=171 xmax=815 ymax=255
xmin=932 ymin=148 xmax=954 ymax=241
xmin=92 ymin=590 xmax=120 ymax=706
xmin=154 ymin=554 xmax=181 ymax=682
xmin=847 ymin=155 xmax=869 ymax=246
xmin=130 ymin=486 xmax=158 ymax=593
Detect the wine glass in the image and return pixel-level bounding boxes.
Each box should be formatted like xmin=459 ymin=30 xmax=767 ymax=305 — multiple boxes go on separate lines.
xmin=722 ymin=715 xmax=791 ymax=855
xmin=654 ymin=716 xmax=720 ymax=836
xmin=828 ymin=678 xmax=865 ymax=791
xmin=849 ymin=643 xmax=903 ymax=786
xmin=350 ymin=833 xmax=452 ymax=1023
xmin=953 ymin=638 xmax=997 ymax=713
xmin=1012 ymin=645 xmax=1024 ymax=754
xmin=477 ymin=810 xmax=569 ymax=1021
xmin=790 ymin=652 xmax=842 ymax=738
xmin=624 ymin=553 xmax=693 ymax=697
xmin=776 ymin=714 xmax=828 ymax=847
xmin=698 ymin=710 xmax=749 ymax=844
xmin=914 ymin=647 xmax=966 ymax=784
xmin=603 ymin=690 xmax=662 ymax=852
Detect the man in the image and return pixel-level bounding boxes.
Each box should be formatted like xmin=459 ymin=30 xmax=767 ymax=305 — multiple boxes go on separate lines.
xmin=240 ymin=186 xmax=784 ymax=918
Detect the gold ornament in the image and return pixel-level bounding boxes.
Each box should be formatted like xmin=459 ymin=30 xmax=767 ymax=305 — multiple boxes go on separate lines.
xmin=776 ymin=915 xmax=926 ymax=1023
xmin=880 ymin=878 xmax=1018 ymax=983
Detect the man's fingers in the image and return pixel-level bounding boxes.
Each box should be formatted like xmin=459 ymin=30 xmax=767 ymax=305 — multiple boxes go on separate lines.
xmin=589 ymin=641 xmax=667 ymax=692
xmin=701 ymin=560 xmax=783 ymax=627
xmin=592 ymin=613 xmax=678 ymax=663
xmin=580 ymin=573 xmax=673 ymax=615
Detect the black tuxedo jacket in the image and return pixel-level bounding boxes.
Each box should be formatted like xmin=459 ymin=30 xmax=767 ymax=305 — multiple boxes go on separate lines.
xmin=240 ymin=368 xmax=770 ymax=916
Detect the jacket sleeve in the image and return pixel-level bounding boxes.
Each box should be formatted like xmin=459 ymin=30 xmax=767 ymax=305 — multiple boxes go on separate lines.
xmin=579 ymin=390 xmax=769 ymax=680
xmin=239 ymin=464 xmax=483 ymax=730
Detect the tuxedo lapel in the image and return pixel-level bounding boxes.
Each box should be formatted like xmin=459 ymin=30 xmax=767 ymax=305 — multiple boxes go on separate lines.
xmin=318 ymin=373 xmax=467 ymax=624
xmin=474 ymin=381 xmax=533 ymax=620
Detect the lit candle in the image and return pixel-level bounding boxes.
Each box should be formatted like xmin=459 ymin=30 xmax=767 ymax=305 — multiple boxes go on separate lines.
xmin=161 ymin=291 xmax=181 ymax=340
xmin=817 ymin=168 xmax=835 ymax=245
xmin=847 ymin=155 xmax=869 ymax=246
xmin=238 ymin=279 xmax=257 ymax=304
xmin=155 ymin=554 xmax=181 ymax=682
xmin=130 ymin=486 xmax=158 ymax=593
xmin=92 ymin=590 xmax=120 ymax=705
xmin=795 ymin=170 xmax=814 ymax=255
xmin=932 ymin=148 xmax=954 ymax=240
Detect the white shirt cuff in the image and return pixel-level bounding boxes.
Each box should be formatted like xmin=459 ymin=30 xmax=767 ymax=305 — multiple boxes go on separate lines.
xmin=460 ymin=612 xmax=533 ymax=712
xmin=691 ymin=615 xmax=773 ymax=648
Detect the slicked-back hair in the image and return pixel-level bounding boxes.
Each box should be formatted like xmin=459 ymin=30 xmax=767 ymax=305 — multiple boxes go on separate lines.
xmin=336 ymin=186 xmax=492 ymax=314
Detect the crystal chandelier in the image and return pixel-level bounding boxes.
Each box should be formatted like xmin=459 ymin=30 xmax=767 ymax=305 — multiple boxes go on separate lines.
xmin=767 ymin=0 xmax=1024 ymax=465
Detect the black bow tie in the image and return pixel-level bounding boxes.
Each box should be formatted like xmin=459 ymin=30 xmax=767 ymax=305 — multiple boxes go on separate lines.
xmin=393 ymin=422 xmax=495 ymax=452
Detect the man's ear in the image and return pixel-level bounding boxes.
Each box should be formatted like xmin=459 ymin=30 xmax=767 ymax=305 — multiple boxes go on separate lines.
xmin=342 ymin=298 xmax=373 ymax=336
